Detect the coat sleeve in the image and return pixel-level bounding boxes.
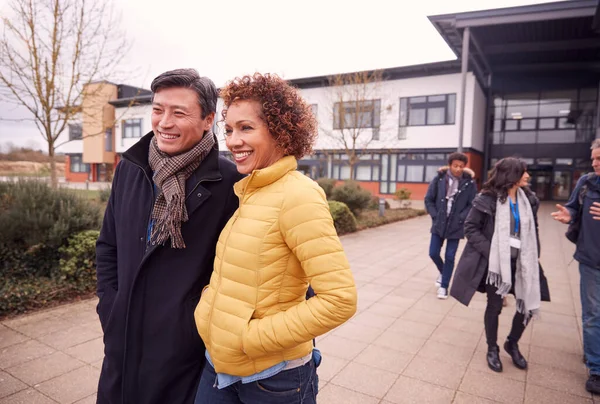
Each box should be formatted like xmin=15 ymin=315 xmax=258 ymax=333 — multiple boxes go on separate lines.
xmin=242 ymin=183 xmax=357 ymax=358
xmin=95 ymin=163 xmax=121 ymax=329
xmin=464 ymin=201 xmax=490 ymax=258
xmin=424 ymin=177 xmax=439 ymax=219
xmin=565 ymin=175 xmax=587 ymax=223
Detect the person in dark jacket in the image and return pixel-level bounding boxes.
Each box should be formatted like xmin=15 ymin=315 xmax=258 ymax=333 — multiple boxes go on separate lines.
xmin=95 ymin=69 xmax=244 ymax=404
xmin=451 ymin=157 xmax=550 ymax=374
xmin=551 ymin=139 xmax=600 ymax=395
xmin=424 ymin=152 xmax=477 ymax=300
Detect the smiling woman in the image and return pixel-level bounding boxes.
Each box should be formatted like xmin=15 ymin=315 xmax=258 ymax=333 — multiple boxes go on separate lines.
xmin=193 ymin=73 xmax=357 ymax=404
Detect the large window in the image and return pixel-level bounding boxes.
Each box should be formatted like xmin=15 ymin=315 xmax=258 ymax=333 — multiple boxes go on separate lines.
xmin=492 ymin=88 xmax=598 ymax=145
xmin=400 ymin=94 xmax=456 ymax=127
xmin=69 ymin=154 xmax=89 ymax=173
xmin=69 ymin=124 xmax=82 ymax=141
xmin=105 ymin=128 xmax=113 ymax=152
xmin=122 ymin=118 xmax=143 ymax=138
xmin=333 ymin=100 xmax=381 ymax=129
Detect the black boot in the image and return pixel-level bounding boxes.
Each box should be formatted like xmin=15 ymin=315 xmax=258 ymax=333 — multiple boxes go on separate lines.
xmin=586 ymin=374 xmax=600 ymax=395
xmin=487 ymin=346 xmax=503 ymax=373
xmin=503 ymin=339 xmax=527 ymax=370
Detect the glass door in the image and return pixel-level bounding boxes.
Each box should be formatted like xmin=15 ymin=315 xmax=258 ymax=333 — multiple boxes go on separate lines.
xmin=552 ymin=171 xmax=572 ymax=201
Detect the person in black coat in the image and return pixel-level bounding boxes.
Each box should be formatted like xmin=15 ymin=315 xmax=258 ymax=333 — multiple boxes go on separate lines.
xmin=95 ymin=69 xmax=244 ymax=404
xmin=451 ymin=157 xmax=550 ymax=374
xmin=424 ymin=152 xmax=477 ymax=300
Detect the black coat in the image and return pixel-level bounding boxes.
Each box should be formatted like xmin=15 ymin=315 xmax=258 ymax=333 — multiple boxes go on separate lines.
xmin=95 ymin=133 xmax=243 ymax=404
xmin=450 ymin=188 xmax=551 ymax=306
xmin=424 ymin=168 xmax=477 ymax=240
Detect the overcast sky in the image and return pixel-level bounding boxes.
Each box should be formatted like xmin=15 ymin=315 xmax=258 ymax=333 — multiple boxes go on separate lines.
xmin=0 ymin=0 xmax=562 ymax=151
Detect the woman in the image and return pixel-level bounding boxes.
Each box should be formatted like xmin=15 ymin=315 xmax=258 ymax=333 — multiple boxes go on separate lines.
xmin=194 ymin=73 xmax=357 ymax=403
xmin=450 ymin=157 xmax=549 ymax=373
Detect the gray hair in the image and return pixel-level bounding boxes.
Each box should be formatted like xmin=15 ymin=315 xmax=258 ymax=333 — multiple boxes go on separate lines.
xmin=592 ymin=139 xmax=600 ymax=150
xmin=150 ymin=69 xmax=218 ymax=118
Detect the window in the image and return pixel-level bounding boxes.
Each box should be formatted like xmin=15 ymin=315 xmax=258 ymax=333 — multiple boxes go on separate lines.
xmin=311 ymin=104 xmax=318 ymax=118
xmin=399 ymin=94 xmax=456 ymax=127
xmin=105 ymin=128 xmax=113 ymax=152
xmin=69 ymin=124 xmax=82 ymax=141
xmin=122 ymin=119 xmax=143 ymax=138
xmin=493 ymin=87 xmax=597 ymax=145
xmin=333 ymin=100 xmax=380 ymax=129
xmin=69 ymin=155 xmax=89 ymax=173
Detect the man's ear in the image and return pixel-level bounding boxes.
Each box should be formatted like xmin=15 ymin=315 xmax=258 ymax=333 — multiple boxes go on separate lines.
xmin=203 ymin=112 xmax=216 ymax=131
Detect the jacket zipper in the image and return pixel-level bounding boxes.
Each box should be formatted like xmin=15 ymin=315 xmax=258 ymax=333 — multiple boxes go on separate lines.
xmin=204 ymin=175 xmax=252 ymax=351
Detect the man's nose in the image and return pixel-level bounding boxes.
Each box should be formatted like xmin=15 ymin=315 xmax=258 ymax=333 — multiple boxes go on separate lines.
xmin=159 ymin=112 xmax=174 ymax=128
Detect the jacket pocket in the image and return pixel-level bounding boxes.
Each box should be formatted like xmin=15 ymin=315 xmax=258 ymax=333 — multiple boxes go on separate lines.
xmin=97 ymin=286 xmax=117 ymax=333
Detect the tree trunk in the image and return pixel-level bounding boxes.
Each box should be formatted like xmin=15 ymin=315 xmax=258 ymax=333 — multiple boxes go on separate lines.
xmin=48 ymin=144 xmax=58 ymax=189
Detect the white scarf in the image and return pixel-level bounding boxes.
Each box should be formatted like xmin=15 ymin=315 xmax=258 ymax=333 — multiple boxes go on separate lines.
xmin=487 ymin=187 xmax=540 ymax=322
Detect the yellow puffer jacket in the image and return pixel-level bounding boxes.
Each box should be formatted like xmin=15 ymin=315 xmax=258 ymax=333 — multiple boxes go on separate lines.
xmin=194 ymin=156 xmax=357 ymax=376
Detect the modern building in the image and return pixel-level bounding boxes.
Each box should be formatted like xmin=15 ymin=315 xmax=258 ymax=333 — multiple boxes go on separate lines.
xmin=57 ymin=0 xmax=600 ymax=201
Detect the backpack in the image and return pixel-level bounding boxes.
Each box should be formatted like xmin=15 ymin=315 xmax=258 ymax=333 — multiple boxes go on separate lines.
xmin=565 ymin=174 xmax=591 ymax=244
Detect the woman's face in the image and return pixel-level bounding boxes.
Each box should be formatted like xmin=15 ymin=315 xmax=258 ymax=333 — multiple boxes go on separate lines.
xmin=518 ymin=171 xmax=531 ymax=188
xmin=224 ymin=100 xmax=284 ymax=175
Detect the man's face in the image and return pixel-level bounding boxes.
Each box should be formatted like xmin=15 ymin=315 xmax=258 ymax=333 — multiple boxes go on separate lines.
xmin=592 ymin=147 xmax=600 ymax=176
xmin=449 ymin=160 xmax=466 ymax=177
xmin=151 ymin=87 xmax=214 ymax=156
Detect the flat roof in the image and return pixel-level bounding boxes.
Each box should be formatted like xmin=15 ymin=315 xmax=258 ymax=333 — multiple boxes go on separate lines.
xmin=288 ymin=60 xmax=462 ymax=89
xmin=428 ymin=0 xmax=600 ymax=85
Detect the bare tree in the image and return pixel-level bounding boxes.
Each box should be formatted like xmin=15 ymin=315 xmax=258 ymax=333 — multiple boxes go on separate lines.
xmin=323 ymin=70 xmax=386 ymax=179
xmin=0 ymin=0 xmax=129 ymax=187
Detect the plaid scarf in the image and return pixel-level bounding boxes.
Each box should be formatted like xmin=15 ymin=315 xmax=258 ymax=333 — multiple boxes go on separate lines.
xmin=148 ymin=132 xmax=215 ymax=248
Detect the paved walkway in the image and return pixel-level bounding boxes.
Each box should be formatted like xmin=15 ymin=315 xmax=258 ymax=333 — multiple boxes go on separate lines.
xmin=0 ymin=204 xmax=595 ymax=403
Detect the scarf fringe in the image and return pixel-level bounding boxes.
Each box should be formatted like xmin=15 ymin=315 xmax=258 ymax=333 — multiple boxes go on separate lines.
xmin=516 ymin=298 xmax=540 ymax=325
xmin=151 ymin=192 xmax=188 ymax=249
xmin=486 ymin=271 xmax=512 ymax=296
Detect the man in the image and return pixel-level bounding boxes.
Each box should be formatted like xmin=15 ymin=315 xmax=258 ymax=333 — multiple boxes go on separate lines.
xmin=425 ymin=152 xmax=477 ymax=300
xmin=552 ymin=139 xmax=600 ymax=395
xmin=95 ymin=69 xmax=243 ymax=404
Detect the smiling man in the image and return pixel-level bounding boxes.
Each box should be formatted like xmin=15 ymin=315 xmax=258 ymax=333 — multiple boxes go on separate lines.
xmin=95 ymin=69 xmax=243 ymax=404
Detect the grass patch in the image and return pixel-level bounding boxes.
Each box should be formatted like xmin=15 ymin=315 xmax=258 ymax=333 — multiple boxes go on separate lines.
xmin=356 ymin=208 xmax=426 ymax=231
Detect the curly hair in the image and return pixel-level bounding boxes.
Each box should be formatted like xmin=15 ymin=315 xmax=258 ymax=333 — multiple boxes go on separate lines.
xmin=220 ymin=73 xmax=317 ymax=159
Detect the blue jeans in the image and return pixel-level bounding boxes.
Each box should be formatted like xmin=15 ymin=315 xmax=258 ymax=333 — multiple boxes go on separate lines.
xmin=580 ymin=263 xmax=600 ymax=375
xmin=429 ymin=233 xmax=459 ymax=289
xmin=194 ymin=359 xmax=318 ymax=404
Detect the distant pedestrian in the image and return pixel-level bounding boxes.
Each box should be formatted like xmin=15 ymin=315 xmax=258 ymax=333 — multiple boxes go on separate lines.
xmin=424 ymin=152 xmax=477 ymax=299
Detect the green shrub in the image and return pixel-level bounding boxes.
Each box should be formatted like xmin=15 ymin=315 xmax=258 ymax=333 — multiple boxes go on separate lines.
xmin=99 ymin=186 xmax=111 ymax=203
xmin=59 ymin=230 xmax=99 ymax=288
xmin=394 ymin=188 xmax=412 ymax=200
xmin=316 ymin=178 xmax=337 ymax=199
xmin=368 ymin=196 xmax=390 ymax=210
xmin=0 ymin=180 xmax=101 ymax=278
xmin=328 ymin=201 xmax=357 ymax=235
xmin=330 ymin=181 xmax=372 ymax=216
xmin=394 ymin=187 xmax=412 ymax=209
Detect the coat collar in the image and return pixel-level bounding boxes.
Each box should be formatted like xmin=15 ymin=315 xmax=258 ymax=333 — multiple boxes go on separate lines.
xmin=122 ymin=131 xmax=223 ymax=197
xmin=234 ymin=155 xmax=297 ymax=197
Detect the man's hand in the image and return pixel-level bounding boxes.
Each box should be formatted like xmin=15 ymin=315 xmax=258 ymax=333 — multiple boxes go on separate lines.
xmin=551 ymin=204 xmax=572 ymax=224
xmin=590 ymin=202 xmax=600 ymax=221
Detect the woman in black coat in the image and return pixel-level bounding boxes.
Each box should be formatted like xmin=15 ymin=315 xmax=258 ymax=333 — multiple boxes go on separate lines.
xmin=450 ymin=158 xmax=550 ymax=374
